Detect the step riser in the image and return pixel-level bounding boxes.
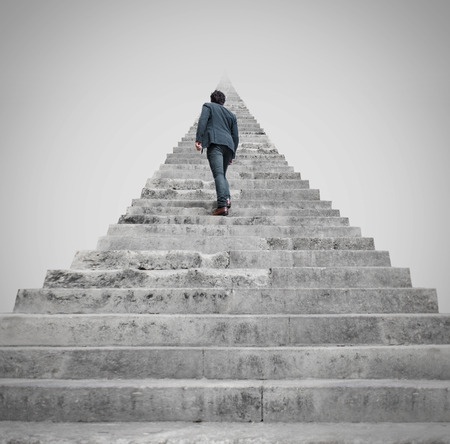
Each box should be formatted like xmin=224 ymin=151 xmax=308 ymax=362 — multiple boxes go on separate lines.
xmin=42 ymin=267 xmax=410 ymax=289
xmin=1 ymin=381 xmax=448 ymax=422
xmin=131 ymin=199 xmax=333 ymax=209
xmin=105 ymin=225 xmax=361 ymax=238
xmin=159 ymin=164 xmax=294 ymax=172
xmin=71 ymin=250 xmax=391 ymax=270
xmin=146 ymin=179 xmax=310 ymax=189
xmin=0 ymin=383 xmax=262 ymax=422
xmin=97 ymin=236 xmax=374 ymax=253
xmin=164 ymin=159 xmax=288 ymax=165
xmin=124 ymin=207 xmax=341 ymax=217
xmin=116 ymin=215 xmax=349 ymax=227
xmin=2 ymin=347 xmax=450 ymax=380
xmin=140 ymin=189 xmax=320 ymax=200
xmin=14 ymin=288 xmax=439 ymax=315
xmin=4 ymin=315 xmax=448 ymax=346
xmin=153 ymin=171 xmax=302 ymax=179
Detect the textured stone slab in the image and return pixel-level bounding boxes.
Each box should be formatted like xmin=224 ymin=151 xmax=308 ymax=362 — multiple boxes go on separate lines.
xmin=159 ymin=163 xmax=294 ymax=172
xmin=147 ymin=177 xmax=310 ymax=190
xmin=263 ymin=379 xmax=450 ymax=422
xmin=270 ymin=266 xmax=411 ymax=288
xmin=0 ymin=378 xmax=449 ymax=423
xmin=97 ymin=234 xmax=373 ymax=253
xmin=228 ymin=250 xmax=391 ymax=267
xmin=117 ymin=215 xmax=350 ymax=227
xmin=13 ymin=287 xmax=439 ymax=315
xmin=105 ymin=223 xmax=361 ymax=238
xmin=140 ymin=188 xmax=319 ymax=200
xmin=97 ymin=234 xmax=267 ymax=252
xmin=0 ymin=314 xmax=289 ymax=346
xmin=1 ymin=421 xmax=450 ymax=444
xmin=2 ymin=314 xmax=449 ymax=346
xmin=2 ymin=345 xmax=450 ymax=380
xmin=0 ymin=379 xmax=262 ymax=422
xmin=71 ymin=250 xmax=230 ymax=270
xmin=124 ymin=205 xmax=341 ymax=217
xmin=43 ymin=268 xmax=270 ymax=289
xmin=70 ymin=250 xmax=391 ymax=270
xmin=153 ymin=169 xmax=302 ymax=179
xmin=131 ymin=198 xmax=333 ymax=209
xmin=41 ymin=266 xmax=409 ymax=289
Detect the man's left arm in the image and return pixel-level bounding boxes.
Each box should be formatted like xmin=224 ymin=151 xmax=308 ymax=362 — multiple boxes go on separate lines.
xmin=195 ymin=104 xmax=211 ymax=151
xmin=231 ymin=116 xmax=239 ymax=158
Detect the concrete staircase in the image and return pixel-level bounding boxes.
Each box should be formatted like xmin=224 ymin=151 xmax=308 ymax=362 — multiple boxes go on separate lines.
xmin=1 ymin=79 xmax=449 ymax=441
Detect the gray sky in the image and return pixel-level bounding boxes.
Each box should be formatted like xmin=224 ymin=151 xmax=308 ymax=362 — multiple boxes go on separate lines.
xmin=1 ymin=0 xmax=449 ymax=312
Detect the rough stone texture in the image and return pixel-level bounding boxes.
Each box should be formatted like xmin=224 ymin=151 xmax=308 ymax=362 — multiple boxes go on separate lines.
xmin=1 ymin=422 xmax=450 ymax=444
xmin=1 ymin=78 xmax=448 ymax=441
xmin=14 ymin=287 xmax=438 ymax=314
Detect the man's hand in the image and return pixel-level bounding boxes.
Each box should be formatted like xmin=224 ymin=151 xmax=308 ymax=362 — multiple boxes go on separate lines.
xmin=195 ymin=141 xmax=202 ymax=151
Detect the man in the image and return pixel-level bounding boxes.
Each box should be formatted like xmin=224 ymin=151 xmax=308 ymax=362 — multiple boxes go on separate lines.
xmin=195 ymin=90 xmax=239 ymax=216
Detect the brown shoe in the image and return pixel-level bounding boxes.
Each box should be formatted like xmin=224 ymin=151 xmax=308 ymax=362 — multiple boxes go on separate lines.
xmin=212 ymin=207 xmax=228 ymax=216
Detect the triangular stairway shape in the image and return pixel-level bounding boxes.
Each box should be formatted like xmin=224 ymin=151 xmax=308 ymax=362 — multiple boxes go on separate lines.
xmin=1 ymin=78 xmax=449 ymax=435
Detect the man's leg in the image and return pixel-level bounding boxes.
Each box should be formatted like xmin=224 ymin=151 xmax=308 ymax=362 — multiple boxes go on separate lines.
xmin=207 ymin=144 xmax=232 ymax=209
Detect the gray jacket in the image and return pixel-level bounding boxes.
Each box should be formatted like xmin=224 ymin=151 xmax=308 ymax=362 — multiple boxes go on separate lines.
xmin=195 ymin=102 xmax=239 ymax=157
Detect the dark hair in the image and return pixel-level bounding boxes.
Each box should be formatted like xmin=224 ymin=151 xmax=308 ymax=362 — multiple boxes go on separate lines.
xmin=210 ymin=90 xmax=226 ymax=105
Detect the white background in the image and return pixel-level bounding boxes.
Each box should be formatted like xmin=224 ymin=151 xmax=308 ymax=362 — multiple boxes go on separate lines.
xmin=1 ymin=0 xmax=449 ymax=313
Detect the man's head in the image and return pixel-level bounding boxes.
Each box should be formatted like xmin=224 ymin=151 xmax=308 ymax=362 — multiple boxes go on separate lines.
xmin=210 ymin=90 xmax=226 ymax=105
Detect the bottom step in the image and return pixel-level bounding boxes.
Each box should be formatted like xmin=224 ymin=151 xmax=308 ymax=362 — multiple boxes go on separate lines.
xmin=1 ymin=379 xmax=449 ymax=422
xmin=1 ymin=421 xmax=450 ymax=443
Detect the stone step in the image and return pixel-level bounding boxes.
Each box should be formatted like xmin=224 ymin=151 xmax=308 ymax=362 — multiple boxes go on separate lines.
xmin=177 ymin=141 xmax=276 ymax=150
xmin=2 ymin=345 xmax=449 ymax=380
xmin=124 ymin=206 xmax=340 ymax=217
xmin=131 ymin=198 xmax=333 ymax=210
xmin=70 ymin=250 xmax=391 ymax=271
xmin=117 ymin=215 xmax=350 ymax=227
xmin=166 ymin=152 xmax=286 ymax=160
xmin=1 ymin=378 xmax=449 ymax=422
xmin=14 ymin=287 xmax=438 ymax=314
xmin=159 ymin=163 xmax=295 ymax=172
xmin=164 ymin=158 xmax=289 ymax=166
xmin=2 ymin=314 xmax=449 ymax=346
xmin=173 ymin=146 xmax=279 ymax=154
xmin=146 ymin=178 xmax=310 ymax=189
xmin=2 ymin=421 xmax=450 ymax=444
xmin=104 ymin=223 xmax=361 ymax=238
xmin=140 ymin=188 xmax=320 ymax=201
xmin=97 ymin=235 xmax=374 ymax=253
xmin=153 ymin=170 xmax=301 ymax=179
xmin=13 ymin=285 xmax=439 ymax=315
xmin=42 ymin=267 xmax=411 ymax=289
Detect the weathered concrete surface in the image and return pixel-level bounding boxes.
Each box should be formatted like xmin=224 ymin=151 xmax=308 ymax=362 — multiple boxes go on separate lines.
xmin=124 ymin=206 xmax=341 ymax=217
xmin=0 ymin=379 xmax=262 ymax=422
xmin=2 ymin=314 xmax=449 ymax=346
xmin=131 ymin=197 xmax=334 ymax=209
xmin=41 ymin=267 xmax=411 ymax=289
xmin=97 ymin=235 xmax=375 ymax=253
xmin=13 ymin=287 xmax=438 ymax=314
xmin=1 ymin=421 xmax=450 ymax=444
xmin=1 ymin=379 xmax=449 ymax=423
xmin=263 ymin=379 xmax=450 ymax=422
xmin=70 ymin=249 xmax=391 ymax=270
xmin=146 ymin=177 xmax=310 ymax=189
xmin=2 ymin=345 xmax=450 ymax=380
xmin=105 ymin=222 xmax=360 ymax=238
xmin=117 ymin=214 xmax=350 ymax=227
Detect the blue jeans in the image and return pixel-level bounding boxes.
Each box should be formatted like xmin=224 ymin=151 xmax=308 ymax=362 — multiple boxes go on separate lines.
xmin=207 ymin=144 xmax=232 ymax=208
